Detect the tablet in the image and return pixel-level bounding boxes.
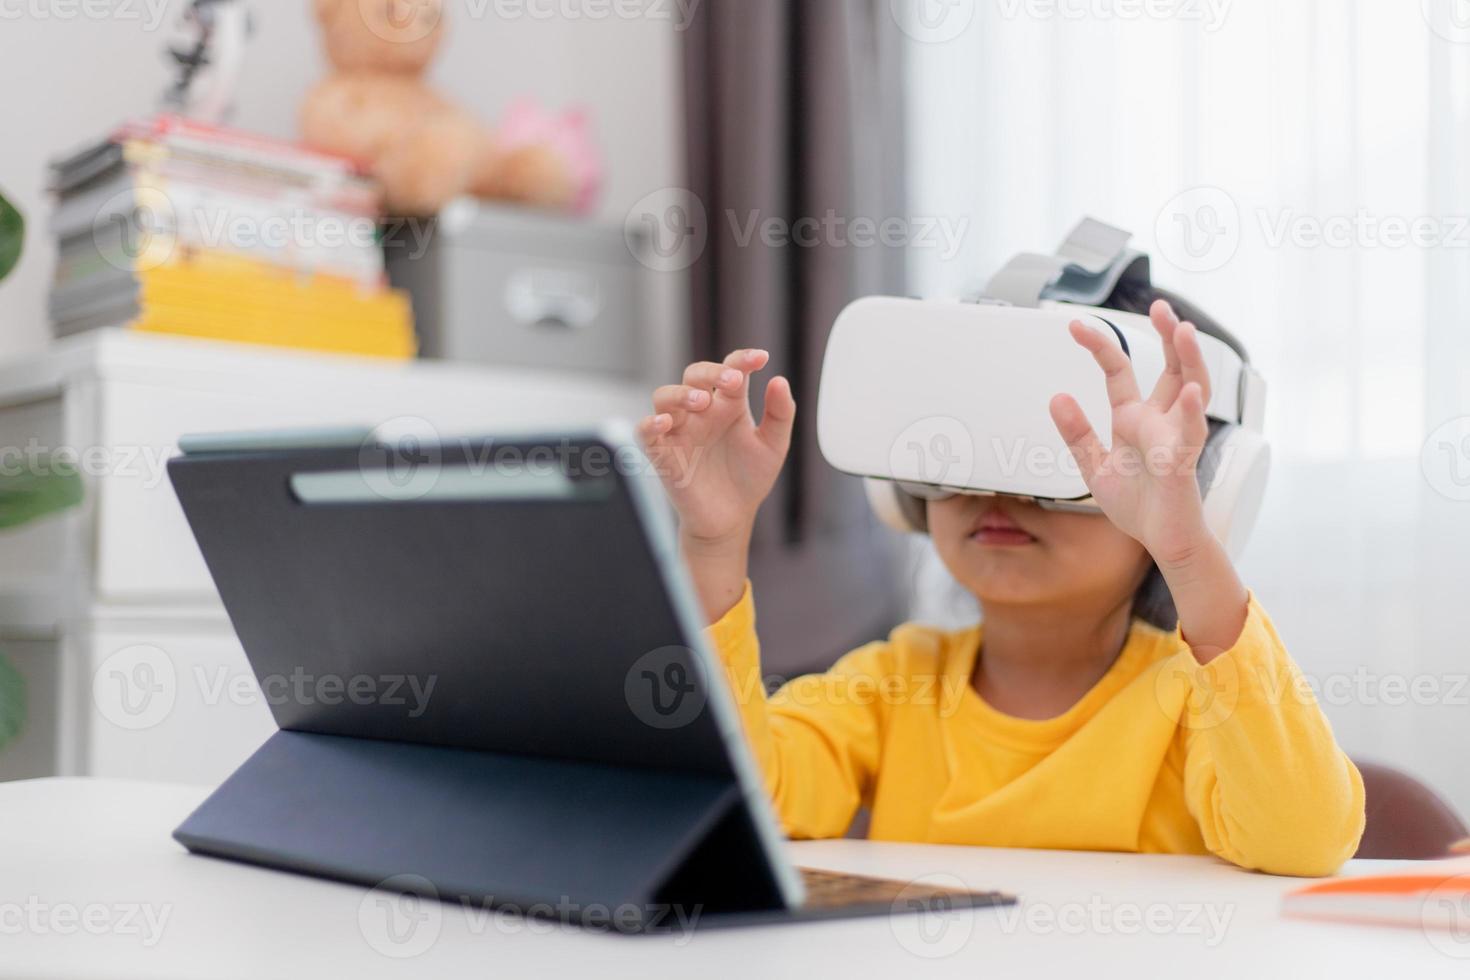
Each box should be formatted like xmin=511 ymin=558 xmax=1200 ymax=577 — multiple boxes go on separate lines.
xmin=168 ymin=422 xmax=1011 ymax=930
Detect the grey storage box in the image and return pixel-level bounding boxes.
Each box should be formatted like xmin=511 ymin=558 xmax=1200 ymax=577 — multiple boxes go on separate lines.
xmin=386 ymin=200 xmax=649 ymax=379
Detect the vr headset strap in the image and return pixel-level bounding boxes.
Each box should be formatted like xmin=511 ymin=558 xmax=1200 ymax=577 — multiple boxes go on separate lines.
xmin=979 ymin=217 xmax=1264 ymax=431
xmin=983 ymin=217 xmax=1149 ymax=308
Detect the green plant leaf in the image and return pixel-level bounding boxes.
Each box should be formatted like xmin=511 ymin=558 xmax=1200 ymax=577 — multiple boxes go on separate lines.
xmin=0 ymin=189 xmax=21 ymax=284
xmin=0 ymin=465 xmax=83 ymax=529
xmin=0 ymin=655 xmax=24 ymax=751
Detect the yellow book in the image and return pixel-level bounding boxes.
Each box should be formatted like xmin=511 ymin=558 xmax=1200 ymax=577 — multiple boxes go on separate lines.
xmin=122 ymin=246 xmax=416 ymax=359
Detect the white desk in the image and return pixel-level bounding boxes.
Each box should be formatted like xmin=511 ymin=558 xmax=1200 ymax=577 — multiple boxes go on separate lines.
xmin=2 ymin=779 xmax=1464 ymax=979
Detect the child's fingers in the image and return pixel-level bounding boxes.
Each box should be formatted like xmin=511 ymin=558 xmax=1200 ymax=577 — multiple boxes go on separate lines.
xmin=1146 ymin=300 xmax=1185 ymax=408
xmin=1169 ymin=382 xmax=1210 ymax=445
xmin=652 ymin=384 xmax=712 ymax=414
xmin=1049 ymin=393 xmax=1106 ymax=486
xmin=722 ymin=348 xmax=770 ymax=372
xmin=682 ymin=361 xmax=744 ymax=392
xmin=1172 ymin=321 xmax=1213 ymax=405
xmin=756 ymin=375 xmax=796 ymax=454
xmin=676 ymin=350 xmax=769 ymax=423
xmin=716 ymin=348 xmax=770 ymax=405
xmin=1070 ymin=320 xmax=1140 ymax=408
xmin=637 ymin=413 xmax=674 ymax=444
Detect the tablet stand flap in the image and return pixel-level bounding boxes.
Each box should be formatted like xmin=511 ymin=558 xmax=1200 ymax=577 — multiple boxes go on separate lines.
xmin=174 ymin=730 xmax=747 ymax=924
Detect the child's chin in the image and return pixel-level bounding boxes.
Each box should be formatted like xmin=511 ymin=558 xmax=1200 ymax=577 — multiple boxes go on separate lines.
xmin=951 ymin=566 xmax=1059 ymax=606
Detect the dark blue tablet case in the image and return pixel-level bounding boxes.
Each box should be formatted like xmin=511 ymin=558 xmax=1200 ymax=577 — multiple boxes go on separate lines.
xmin=167 ymin=433 xmax=795 ymax=929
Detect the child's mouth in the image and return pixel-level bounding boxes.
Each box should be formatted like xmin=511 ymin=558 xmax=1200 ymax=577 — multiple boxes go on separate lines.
xmin=970 ymin=509 xmax=1038 ymax=547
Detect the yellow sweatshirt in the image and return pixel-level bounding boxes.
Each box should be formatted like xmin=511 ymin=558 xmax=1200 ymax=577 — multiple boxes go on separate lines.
xmin=707 ymin=583 xmax=1365 ymax=877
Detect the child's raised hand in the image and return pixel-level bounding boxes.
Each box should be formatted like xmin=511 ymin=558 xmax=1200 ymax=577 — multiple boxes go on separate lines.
xmin=638 ymin=349 xmax=795 ymax=547
xmin=1047 ymin=299 xmax=1215 ymax=569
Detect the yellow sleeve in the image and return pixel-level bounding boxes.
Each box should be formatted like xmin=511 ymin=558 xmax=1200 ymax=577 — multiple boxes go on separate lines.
xmin=706 ymin=582 xmax=892 ymax=839
xmin=1180 ymin=594 xmax=1366 ymax=876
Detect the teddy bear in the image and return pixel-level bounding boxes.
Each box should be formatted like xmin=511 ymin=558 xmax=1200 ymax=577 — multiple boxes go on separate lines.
xmin=300 ymin=0 xmax=601 ymax=216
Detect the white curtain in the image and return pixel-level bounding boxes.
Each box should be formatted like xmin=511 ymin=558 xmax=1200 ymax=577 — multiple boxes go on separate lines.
xmin=902 ymin=1 xmax=1470 ymax=818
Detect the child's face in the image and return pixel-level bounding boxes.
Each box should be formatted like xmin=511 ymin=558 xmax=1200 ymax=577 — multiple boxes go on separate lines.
xmin=926 ymin=494 xmax=1152 ymax=613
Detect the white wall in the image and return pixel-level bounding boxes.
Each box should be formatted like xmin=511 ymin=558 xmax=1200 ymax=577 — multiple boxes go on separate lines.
xmin=0 ymin=0 xmax=687 ymax=370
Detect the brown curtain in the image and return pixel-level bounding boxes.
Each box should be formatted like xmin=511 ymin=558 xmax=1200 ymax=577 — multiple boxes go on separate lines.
xmin=683 ymin=0 xmax=908 ymax=676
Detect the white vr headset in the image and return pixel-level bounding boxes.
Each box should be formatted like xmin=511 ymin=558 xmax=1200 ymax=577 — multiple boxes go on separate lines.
xmin=816 ymin=218 xmax=1271 ymax=558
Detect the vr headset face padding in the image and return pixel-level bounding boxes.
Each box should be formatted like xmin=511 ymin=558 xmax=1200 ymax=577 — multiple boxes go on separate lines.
xmin=865 ymin=477 xmax=931 ymax=534
xmin=866 ymin=420 xmax=1271 ymax=560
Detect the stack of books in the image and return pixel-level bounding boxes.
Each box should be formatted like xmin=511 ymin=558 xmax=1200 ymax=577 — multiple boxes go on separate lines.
xmin=48 ymin=116 xmax=416 ymax=359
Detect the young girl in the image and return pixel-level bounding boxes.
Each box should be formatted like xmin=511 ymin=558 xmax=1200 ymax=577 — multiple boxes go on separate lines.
xmin=637 ymin=291 xmax=1365 ymax=878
